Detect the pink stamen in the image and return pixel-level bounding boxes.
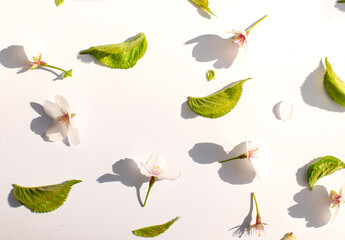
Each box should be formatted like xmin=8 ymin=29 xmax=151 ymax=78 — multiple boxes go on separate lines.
xmin=58 ymin=114 xmax=70 ymax=126
xmin=151 ymin=165 xmax=163 ymax=176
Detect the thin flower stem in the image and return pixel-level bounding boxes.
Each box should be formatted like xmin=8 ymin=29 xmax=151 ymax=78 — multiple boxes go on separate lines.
xmin=143 ymin=176 xmax=156 ymax=207
xmin=45 ymin=64 xmax=70 ymax=75
xmin=252 ymin=192 xmax=260 ymax=216
xmin=219 ymin=153 xmax=246 ymax=163
xmin=246 ymin=15 xmax=268 ymax=34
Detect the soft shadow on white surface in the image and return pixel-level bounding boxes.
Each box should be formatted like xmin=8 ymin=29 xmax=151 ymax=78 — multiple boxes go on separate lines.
xmin=30 ymin=102 xmax=51 ymax=142
xmin=301 ymin=60 xmax=345 ymax=112
xmin=288 ymin=185 xmax=331 ymax=228
xmin=295 ymin=158 xmax=321 ymax=187
xmin=229 ymin=192 xmax=253 ymax=238
xmin=185 ymin=35 xmax=238 ymax=69
xmin=97 ymin=158 xmax=149 ymax=206
xmin=189 ymin=142 xmax=255 ymax=184
xmin=181 ymin=101 xmax=198 ymax=119
xmin=0 ymin=45 xmax=64 ymax=80
xmin=0 ymin=45 xmax=30 ymax=73
xmin=186 ymin=0 xmax=211 ymax=19
xmin=8 ymin=188 xmax=22 ymax=208
xmin=335 ymin=2 xmax=345 ymax=11
xmin=77 ymin=53 xmax=106 ymax=68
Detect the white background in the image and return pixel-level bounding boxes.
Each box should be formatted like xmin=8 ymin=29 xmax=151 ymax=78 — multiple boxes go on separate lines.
xmin=1 ymin=0 xmax=345 ymax=239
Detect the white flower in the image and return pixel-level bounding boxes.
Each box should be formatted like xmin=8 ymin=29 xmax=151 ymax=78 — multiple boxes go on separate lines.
xmin=43 ymin=95 xmax=80 ymax=145
xmin=137 ymin=154 xmax=181 ymax=180
xmin=136 ymin=154 xmax=181 ymax=207
xmin=329 ymin=185 xmax=345 ymax=222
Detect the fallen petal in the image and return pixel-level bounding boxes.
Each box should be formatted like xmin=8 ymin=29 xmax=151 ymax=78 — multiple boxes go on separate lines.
xmin=275 ymin=99 xmax=295 ymax=122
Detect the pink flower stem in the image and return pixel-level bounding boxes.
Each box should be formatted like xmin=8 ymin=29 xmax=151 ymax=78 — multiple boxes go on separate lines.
xmin=142 ymin=176 xmax=156 ymax=207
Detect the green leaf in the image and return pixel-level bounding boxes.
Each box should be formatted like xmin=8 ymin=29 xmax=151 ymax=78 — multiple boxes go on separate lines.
xmin=190 ymin=0 xmax=216 ymax=16
xmin=132 ymin=217 xmax=180 ymax=238
xmin=13 ymin=180 xmax=82 ymax=213
xmin=307 ymin=156 xmax=345 ymax=190
xmin=206 ymin=70 xmax=215 ymax=81
xmin=55 ymin=0 xmax=64 ymax=6
xmin=324 ymin=58 xmax=345 ymax=106
xmin=188 ymin=78 xmax=250 ymax=118
xmin=80 ymin=32 xmax=147 ymax=69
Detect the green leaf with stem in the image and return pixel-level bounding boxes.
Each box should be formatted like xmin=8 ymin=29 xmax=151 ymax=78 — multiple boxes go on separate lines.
xmin=189 ymin=0 xmax=216 ymax=16
xmin=323 ymin=58 xmax=345 ymax=106
xmin=307 ymin=156 xmax=345 ymax=190
xmin=132 ymin=217 xmax=181 ymax=237
xmin=13 ymin=180 xmax=82 ymax=213
xmin=188 ymin=78 xmax=251 ymax=118
xmin=80 ymin=32 xmax=147 ymax=69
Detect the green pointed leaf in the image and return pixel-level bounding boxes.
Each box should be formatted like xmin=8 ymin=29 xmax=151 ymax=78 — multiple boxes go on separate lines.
xmin=132 ymin=217 xmax=180 ymax=238
xmin=188 ymin=78 xmax=250 ymax=118
xmin=190 ymin=0 xmax=216 ymax=16
xmin=307 ymin=156 xmax=345 ymax=190
xmin=324 ymin=58 xmax=345 ymax=106
xmin=55 ymin=0 xmax=64 ymax=6
xmin=13 ymin=180 xmax=82 ymax=213
xmin=206 ymin=70 xmax=215 ymax=81
xmin=80 ymin=32 xmax=147 ymax=69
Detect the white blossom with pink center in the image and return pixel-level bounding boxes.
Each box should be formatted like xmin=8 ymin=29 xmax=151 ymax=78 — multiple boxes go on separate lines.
xmin=43 ymin=95 xmax=80 ymax=145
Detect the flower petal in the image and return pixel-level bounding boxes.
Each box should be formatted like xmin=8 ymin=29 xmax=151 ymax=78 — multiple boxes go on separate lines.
xmin=67 ymin=125 xmax=80 ymax=145
xmin=330 ymin=203 xmax=340 ymax=222
xmin=275 ymin=99 xmax=295 ymax=122
xmin=43 ymin=100 xmax=63 ymax=119
xmin=138 ymin=161 xmax=152 ymax=177
xmin=159 ymin=166 xmax=181 ymax=180
xmin=46 ymin=120 xmax=68 ymax=142
xmin=55 ymin=95 xmax=71 ymax=113
xmin=144 ymin=154 xmax=168 ymax=173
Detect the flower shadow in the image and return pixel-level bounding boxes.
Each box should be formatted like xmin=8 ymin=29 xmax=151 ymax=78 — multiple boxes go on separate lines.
xmin=288 ymin=185 xmax=331 ymax=228
xmin=30 ymin=102 xmax=51 ymax=142
xmin=7 ymin=188 xmax=22 ymax=208
xmin=189 ymin=142 xmax=255 ymax=184
xmin=185 ymin=35 xmax=238 ymax=69
xmin=300 ymin=59 xmax=345 ymax=112
xmin=186 ymin=0 xmax=211 ymax=19
xmin=0 ymin=45 xmax=30 ymax=73
xmin=97 ymin=158 xmax=149 ymax=206
xmin=229 ymin=192 xmax=253 ymax=238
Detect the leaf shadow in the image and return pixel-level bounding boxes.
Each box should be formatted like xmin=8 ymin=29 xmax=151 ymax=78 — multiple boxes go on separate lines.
xmin=296 ymin=157 xmax=321 ymax=188
xmin=300 ymin=59 xmax=345 ymax=112
xmin=7 ymin=188 xmax=22 ymax=208
xmin=185 ymin=35 xmax=238 ymax=69
xmin=97 ymin=158 xmax=149 ymax=206
xmin=288 ymin=185 xmax=331 ymax=228
xmin=188 ymin=142 xmax=255 ymax=184
xmin=0 ymin=45 xmax=30 ymax=73
xmin=186 ymin=0 xmax=212 ymax=19
xmin=229 ymin=192 xmax=253 ymax=238
xmin=180 ymin=100 xmax=198 ymax=119
xmin=77 ymin=53 xmax=106 ymax=68
xmin=335 ymin=2 xmax=345 ymax=11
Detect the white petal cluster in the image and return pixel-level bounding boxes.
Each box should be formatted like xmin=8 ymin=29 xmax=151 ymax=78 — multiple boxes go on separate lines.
xmin=43 ymin=95 xmax=80 ymax=146
xmin=136 ymin=154 xmax=181 ymax=180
